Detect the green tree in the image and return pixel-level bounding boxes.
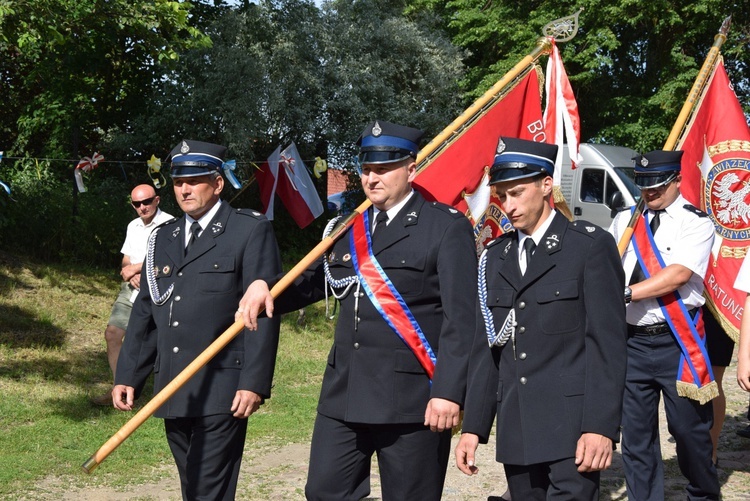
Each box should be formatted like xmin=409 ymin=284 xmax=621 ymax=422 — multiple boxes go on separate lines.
xmin=0 ymin=0 xmax=211 ymax=159
xmin=407 ymin=0 xmax=750 ymax=152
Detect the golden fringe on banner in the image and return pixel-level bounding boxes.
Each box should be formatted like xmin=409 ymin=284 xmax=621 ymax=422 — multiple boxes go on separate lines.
xmin=676 ymin=380 xmax=719 ymax=405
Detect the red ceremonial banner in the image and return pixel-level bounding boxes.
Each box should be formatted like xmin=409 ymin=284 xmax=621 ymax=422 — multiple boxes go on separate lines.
xmin=413 ymin=69 xmax=545 ymax=253
xmin=678 ymin=60 xmax=750 ymax=340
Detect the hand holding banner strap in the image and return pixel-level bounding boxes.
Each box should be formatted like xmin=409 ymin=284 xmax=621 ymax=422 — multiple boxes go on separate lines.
xmin=82 ymin=10 xmax=582 ymax=474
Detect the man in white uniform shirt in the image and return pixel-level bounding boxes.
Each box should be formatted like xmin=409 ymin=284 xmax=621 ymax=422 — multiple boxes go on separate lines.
xmin=91 ymin=184 xmax=173 ymax=405
xmin=608 ymin=150 xmax=719 ymax=501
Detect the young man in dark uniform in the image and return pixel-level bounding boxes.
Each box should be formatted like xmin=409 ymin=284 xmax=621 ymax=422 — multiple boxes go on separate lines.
xmin=608 ymin=150 xmax=719 ymax=500
xmin=456 ymin=137 xmax=627 ymax=500
xmin=113 ymin=140 xmax=282 ymax=501
xmin=239 ymin=121 xmax=478 ymax=500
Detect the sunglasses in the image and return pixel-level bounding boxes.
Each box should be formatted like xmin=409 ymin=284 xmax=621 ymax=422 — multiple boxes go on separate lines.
xmin=131 ymin=197 xmax=156 ymax=208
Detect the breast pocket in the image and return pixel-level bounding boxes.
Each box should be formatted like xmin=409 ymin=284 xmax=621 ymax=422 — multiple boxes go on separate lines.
xmin=377 ymin=252 xmax=427 ymax=297
xmin=536 ymin=279 xmax=580 ymax=334
xmin=198 ymin=256 xmax=236 ymax=294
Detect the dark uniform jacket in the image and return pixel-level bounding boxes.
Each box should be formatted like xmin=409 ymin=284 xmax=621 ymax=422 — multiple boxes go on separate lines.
xmin=277 ymin=191 xmax=477 ymax=424
xmin=115 ymin=201 xmax=282 ymax=419
xmin=462 ymin=212 xmax=627 ymax=465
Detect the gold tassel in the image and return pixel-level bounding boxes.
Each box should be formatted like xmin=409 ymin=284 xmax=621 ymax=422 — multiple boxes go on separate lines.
xmin=676 ymin=380 xmax=719 ymax=405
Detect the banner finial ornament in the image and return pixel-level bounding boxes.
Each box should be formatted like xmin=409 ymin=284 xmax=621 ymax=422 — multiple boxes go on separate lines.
xmin=543 ymin=8 xmax=583 ymax=42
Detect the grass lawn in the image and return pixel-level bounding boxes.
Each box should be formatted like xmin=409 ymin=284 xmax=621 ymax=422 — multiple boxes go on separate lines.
xmin=0 ymin=250 xmax=332 ymax=498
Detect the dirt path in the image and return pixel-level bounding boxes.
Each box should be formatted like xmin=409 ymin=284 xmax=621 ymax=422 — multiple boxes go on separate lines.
xmin=30 ymin=360 xmax=750 ymax=500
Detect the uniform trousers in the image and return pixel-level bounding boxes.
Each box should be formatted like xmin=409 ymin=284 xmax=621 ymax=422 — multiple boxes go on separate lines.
xmin=305 ymin=412 xmax=451 ymax=501
xmin=622 ymin=329 xmax=719 ymax=501
xmin=504 ymin=458 xmax=600 ymax=500
xmin=164 ymin=414 xmax=247 ymax=501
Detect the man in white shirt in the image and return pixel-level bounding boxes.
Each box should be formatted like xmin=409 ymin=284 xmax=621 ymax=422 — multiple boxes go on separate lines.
xmin=91 ymin=184 xmax=173 ymax=405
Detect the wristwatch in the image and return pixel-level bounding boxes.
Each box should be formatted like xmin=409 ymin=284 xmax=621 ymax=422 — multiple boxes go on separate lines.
xmin=624 ymin=286 xmax=633 ymax=304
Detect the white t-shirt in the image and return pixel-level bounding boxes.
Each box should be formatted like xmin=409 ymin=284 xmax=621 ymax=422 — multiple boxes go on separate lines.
xmin=120 ymin=208 xmax=174 ymax=264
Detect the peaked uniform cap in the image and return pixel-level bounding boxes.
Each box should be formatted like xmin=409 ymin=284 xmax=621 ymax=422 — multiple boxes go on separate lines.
xmin=170 ymin=140 xmax=227 ymax=178
xmin=489 ymin=136 xmax=558 ymax=184
xmin=357 ymin=120 xmax=424 ymax=165
xmin=633 ymin=150 xmax=683 ymax=189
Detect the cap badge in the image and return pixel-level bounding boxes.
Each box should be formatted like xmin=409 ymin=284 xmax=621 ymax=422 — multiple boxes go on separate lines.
xmin=372 ymin=121 xmax=382 ymax=137
xmin=180 ymin=141 xmax=190 ymax=154
xmin=640 ymin=157 xmax=649 ymax=167
xmin=496 ymin=138 xmax=506 ymax=154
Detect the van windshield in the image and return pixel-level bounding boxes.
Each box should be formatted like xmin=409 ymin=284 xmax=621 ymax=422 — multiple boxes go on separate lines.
xmin=613 ymin=167 xmax=641 ymax=202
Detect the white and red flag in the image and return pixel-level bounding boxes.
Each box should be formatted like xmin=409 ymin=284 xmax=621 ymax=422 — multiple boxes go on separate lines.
xmin=677 ymin=59 xmax=750 ymax=340
xmin=256 ymin=142 xmax=324 ymax=228
xmin=543 ymin=39 xmax=582 ymax=186
xmin=413 ymin=68 xmax=545 ymax=253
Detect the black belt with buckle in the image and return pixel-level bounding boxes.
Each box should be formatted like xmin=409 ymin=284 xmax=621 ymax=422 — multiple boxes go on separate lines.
xmin=628 ymin=323 xmax=672 ymax=336
xmin=628 ymin=308 xmax=699 ymax=336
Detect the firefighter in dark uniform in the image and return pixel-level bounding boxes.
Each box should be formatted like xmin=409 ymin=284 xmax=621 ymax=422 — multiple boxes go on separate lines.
xmin=113 ymin=140 xmax=282 ymax=501
xmin=456 ymin=137 xmax=628 ymax=500
xmin=239 ymin=120 xmax=478 ymax=500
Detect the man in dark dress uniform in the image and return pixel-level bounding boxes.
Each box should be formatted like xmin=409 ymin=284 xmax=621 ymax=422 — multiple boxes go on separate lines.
xmin=113 ymin=140 xmax=282 ymax=501
xmin=239 ymin=120 xmax=478 ymax=500
xmin=456 ymin=137 xmax=627 ymax=500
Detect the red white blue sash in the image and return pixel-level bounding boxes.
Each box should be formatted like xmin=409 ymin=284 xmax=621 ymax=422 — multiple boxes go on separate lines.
xmin=349 ymin=211 xmax=436 ymax=379
xmin=631 ymin=208 xmax=717 ymax=403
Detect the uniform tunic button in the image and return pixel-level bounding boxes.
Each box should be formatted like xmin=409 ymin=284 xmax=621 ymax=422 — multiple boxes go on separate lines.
xmin=354 ymin=342 xmax=360 ymax=349
xmin=235 ymin=359 xmax=241 ymax=365
xmin=518 ymin=326 xmax=526 ymax=334
xmin=173 ymin=347 xmax=179 ymax=353
xmin=177 ymin=272 xmax=183 ymax=277
xmin=555 ymin=291 xmax=560 ymax=296
xmin=520 ymin=377 xmax=527 ymax=384
xmin=172 ymin=321 xmax=179 ymax=327
xmin=519 ymin=352 xmax=527 ymax=360
xmin=174 ymin=296 xmax=181 ymax=301
xmin=518 ymin=301 xmax=526 ymax=309
xmin=213 ymin=263 xmax=219 ymax=269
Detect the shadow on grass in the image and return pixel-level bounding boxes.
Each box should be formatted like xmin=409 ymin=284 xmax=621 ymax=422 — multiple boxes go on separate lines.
xmin=0 ymin=303 xmax=66 ymax=348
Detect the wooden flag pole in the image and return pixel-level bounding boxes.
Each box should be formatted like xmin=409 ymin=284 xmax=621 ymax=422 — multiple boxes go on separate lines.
xmin=617 ymin=16 xmax=731 ymax=256
xmin=81 ymin=10 xmax=585 ymax=474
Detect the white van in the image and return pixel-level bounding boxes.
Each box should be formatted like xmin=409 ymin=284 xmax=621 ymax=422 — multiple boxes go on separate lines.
xmin=559 ymin=143 xmax=642 ymax=228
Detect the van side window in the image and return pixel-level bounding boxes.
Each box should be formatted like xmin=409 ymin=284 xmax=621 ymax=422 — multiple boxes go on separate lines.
xmin=605 ymin=175 xmax=619 ymax=208
xmin=580 ymin=169 xmax=604 ymax=203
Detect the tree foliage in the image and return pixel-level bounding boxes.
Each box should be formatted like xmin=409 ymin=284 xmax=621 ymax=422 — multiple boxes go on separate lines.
xmin=407 ymin=0 xmax=750 ymax=152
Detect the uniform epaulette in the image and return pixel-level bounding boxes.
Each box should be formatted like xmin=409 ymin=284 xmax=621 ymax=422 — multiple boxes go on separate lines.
xmin=428 ymin=201 xmax=464 ymax=218
xmin=683 ymin=204 xmax=708 ymax=218
xmin=234 ymin=208 xmax=265 ymax=218
xmin=158 ymin=217 xmax=179 ymax=228
xmin=486 ymin=231 xmax=516 ymax=249
xmin=569 ymin=220 xmax=603 ymax=237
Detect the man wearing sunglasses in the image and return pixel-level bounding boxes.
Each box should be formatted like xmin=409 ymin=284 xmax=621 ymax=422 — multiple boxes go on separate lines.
xmin=91 ymin=184 xmax=173 ymax=405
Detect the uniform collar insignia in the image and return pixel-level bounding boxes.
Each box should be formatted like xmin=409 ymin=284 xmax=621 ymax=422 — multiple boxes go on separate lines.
xmin=172 ymin=226 xmax=181 ymax=238
xmin=502 ymin=240 xmax=513 ymax=257
xmin=211 ymin=221 xmax=223 ymax=233
xmin=586 ymin=225 xmax=596 ymax=232
xmin=343 ymin=253 xmax=351 ymax=262
xmin=545 ymin=233 xmax=560 ymax=250
xmin=162 ymin=265 xmax=170 ymax=274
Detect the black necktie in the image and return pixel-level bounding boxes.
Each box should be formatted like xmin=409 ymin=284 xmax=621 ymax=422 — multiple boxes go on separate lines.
xmin=629 ymin=210 xmax=662 ymax=285
xmin=185 ymin=221 xmax=201 ymax=255
xmin=372 ymin=211 xmax=389 ymax=240
xmin=522 ymin=237 xmax=536 ymax=274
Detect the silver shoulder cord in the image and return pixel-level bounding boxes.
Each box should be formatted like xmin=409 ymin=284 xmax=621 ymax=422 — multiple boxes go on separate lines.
xmin=322 ymin=217 xmax=361 ymax=325
xmin=478 ymin=248 xmax=516 ymax=350
xmin=145 ymin=228 xmax=174 ymax=305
